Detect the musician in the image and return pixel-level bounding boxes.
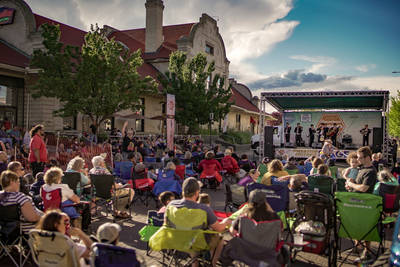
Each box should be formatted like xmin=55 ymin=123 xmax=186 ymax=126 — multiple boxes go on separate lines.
xmin=284 ymin=122 xmax=291 ymax=144
xmin=360 ymin=124 xmax=371 ymax=146
xmin=294 ymin=123 xmax=303 ymax=147
xmin=317 ymin=124 xmax=324 ymax=143
xmin=323 ymin=123 xmax=330 ymax=139
xmin=328 ymin=123 xmax=339 ymax=147
xmin=308 ymin=124 xmax=316 ymax=147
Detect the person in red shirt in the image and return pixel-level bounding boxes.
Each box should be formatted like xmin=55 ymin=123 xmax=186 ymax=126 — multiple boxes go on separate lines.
xmin=198 ymin=151 xmax=222 ymax=183
xmin=29 ymin=124 xmax=47 ymax=176
xmin=221 ymin=149 xmax=240 ymax=175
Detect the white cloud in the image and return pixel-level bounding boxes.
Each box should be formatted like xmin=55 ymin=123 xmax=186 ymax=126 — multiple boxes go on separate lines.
xmin=355 ymin=64 xmax=376 ymax=73
xmin=290 ymin=55 xmax=337 ymax=73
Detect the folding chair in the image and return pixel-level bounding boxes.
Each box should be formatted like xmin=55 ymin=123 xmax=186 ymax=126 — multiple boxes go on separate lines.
xmin=29 ymin=229 xmax=79 ymax=267
xmin=175 ymin=165 xmax=186 ymax=180
xmin=224 ymin=183 xmax=246 ymax=212
xmin=335 ymin=192 xmax=384 ymax=266
xmin=336 ymin=178 xmax=347 ymax=192
xmin=390 ymin=213 xmax=400 ymax=266
xmin=0 ymin=204 xmax=30 ymax=267
xmin=149 ymin=206 xmax=219 ymax=266
xmin=91 ymin=243 xmax=141 ymax=267
xmin=113 ymin=161 xmax=122 ymax=177
xmin=90 ymin=174 xmax=132 ymax=220
xmin=246 ymin=182 xmax=289 ymax=229
xmin=138 ymin=210 xmax=164 ymax=255
xmin=307 ymin=175 xmax=335 ymax=196
xmin=378 ymin=183 xmax=400 ymax=225
xmin=62 ymin=172 xmax=81 ymax=194
xmin=153 ymin=179 xmax=182 ymax=198
xmin=131 ymin=177 xmax=157 ymax=207
xmin=119 ymin=161 xmax=133 ymax=183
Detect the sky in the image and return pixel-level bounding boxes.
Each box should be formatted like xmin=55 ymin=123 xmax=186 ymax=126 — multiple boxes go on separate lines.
xmin=25 ymin=0 xmax=400 ymax=108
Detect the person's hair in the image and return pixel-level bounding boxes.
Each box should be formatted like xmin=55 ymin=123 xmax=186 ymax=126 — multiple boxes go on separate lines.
xmin=165 ymin=161 xmax=176 ymax=171
xmin=358 ymin=146 xmax=372 ymax=160
xmin=317 ymin=164 xmax=329 ymax=175
xmin=7 ymin=161 xmax=22 ymax=173
xmin=92 ymin=155 xmax=105 ymax=168
xmin=298 ymin=160 xmax=305 ymax=166
xmin=378 ymin=170 xmax=393 ymax=183
xmin=184 ymin=151 xmax=192 ymax=159
xmin=159 ymin=191 xmax=175 ymax=206
xmin=224 ymin=149 xmax=232 ymax=156
xmin=289 ymin=176 xmax=303 ymax=191
xmin=205 ymin=151 xmax=215 ymax=160
xmin=0 ymin=170 xmax=19 ymax=188
xmin=268 ymin=159 xmax=284 ymax=173
xmin=241 ymin=154 xmax=248 ymax=160
xmin=167 ymin=150 xmax=175 ymax=157
xmin=67 ymin=156 xmax=85 ymax=171
xmin=377 ymin=152 xmax=383 ymax=159
xmin=312 ymin=158 xmax=324 ymax=169
xmin=346 ymin=152 xmax=358 ymax=165
xmin=36 ymin=210 xmax=63 ymax=232
xmin=44 ymin=167 xmax=63 ymax=185
xmin=35 ymin=172 xmax=44 ymax=182
xmin=198 ymin=193 xmax=211 ymax=205
xmin=245 ymin=202 xmax=271 ymax=222
xmin=30 ymin=124 xmax=44 ymax=138
xmin=262 ymin=157 xmax=270 ymax=164
xmin=326 ymin=158 xmax=335 ymax=167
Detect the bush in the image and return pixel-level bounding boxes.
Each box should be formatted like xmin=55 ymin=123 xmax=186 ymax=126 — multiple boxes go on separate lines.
xmin=220 ymin=130 xmax=252 ymax=144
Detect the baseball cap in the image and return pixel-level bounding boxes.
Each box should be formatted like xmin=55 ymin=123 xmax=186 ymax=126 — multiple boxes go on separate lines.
xmin=248 ymin=189 xmax=266 ymax=205
xmin=97 ymin=223 xmax=121 ymax=244
xmin=182 ymin=177 xmax=200 ymax=196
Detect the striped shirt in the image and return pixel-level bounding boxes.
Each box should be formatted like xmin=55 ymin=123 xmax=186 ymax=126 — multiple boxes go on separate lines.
xmin=0 ymin=191 xmax=41 ymax=232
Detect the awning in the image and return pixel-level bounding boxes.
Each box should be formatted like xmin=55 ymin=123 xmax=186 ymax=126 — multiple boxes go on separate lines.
xmin=114 ymin=110 xmax=146 ymax=120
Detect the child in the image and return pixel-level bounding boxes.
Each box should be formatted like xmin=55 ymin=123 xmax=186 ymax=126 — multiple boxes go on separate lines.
xmin=373 ymin=170 xmax=399 ymax=195
xmin=198 ymin=193 xmax=211 ymax=206
xmin=158 ymin=191 xmax=175 ymax=214
xmin=148 ymin=166 xmax=157 ymax=180
xmin=343 ymin=152 xmax=359 ymax=182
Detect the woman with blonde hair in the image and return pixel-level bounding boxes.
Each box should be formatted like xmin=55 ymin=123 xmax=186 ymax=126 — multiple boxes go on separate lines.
xmin=261 ymin=159 xmax=289 ymax=186
xmin=373 ymin=169 xmax=399 ymax=195
xmin=66 ymin=156 xmax=91 ymax=197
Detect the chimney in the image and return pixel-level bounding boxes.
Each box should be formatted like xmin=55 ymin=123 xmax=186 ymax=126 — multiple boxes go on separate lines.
xmin=145 ymin=0 xmax=164 ymax=53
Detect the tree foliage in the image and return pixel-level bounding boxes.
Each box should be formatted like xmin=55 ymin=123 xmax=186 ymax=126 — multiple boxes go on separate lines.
xmin=30 ymin=24 xmax=157 ymax=126
xmin=159 ymin=51 xmax=232 ymax=133
xmin=389 ymin=91 xmax=400 ymax=137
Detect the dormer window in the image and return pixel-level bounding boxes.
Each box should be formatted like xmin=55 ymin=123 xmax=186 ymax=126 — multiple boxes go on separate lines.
xmin=205 ymin=44 xmax=214 ymax=55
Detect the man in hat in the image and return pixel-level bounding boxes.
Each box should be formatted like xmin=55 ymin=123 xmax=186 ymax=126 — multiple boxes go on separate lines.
xmin=166 ymin=177 xmax=231 ymax=266
xmin=97 ymin=222 xmax=122 ymax=245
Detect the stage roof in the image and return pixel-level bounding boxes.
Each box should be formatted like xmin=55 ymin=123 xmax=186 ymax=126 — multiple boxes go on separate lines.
xmin=261 ymin=90 xmax=389 ymax=112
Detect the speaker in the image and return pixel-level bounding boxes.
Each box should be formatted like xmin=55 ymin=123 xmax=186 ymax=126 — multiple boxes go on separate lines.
xmin=264 ymin=144 xmax=275 ymax=158
xmin=264 ymin=126 xmax=273 ymax=146
xmin=372 ymin=127 xmax=383 ymax=152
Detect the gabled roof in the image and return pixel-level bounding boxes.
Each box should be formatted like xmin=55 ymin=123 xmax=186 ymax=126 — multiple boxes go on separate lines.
xmin=230 ymin=87 xmax=259 ymax=113
xmin=0 ymin=41 xmax=30 ymax=68
xmin=34 ymin=14 xmax=86 ymax=47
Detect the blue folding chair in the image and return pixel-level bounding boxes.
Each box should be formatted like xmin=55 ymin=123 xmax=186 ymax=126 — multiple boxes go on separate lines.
xmin=119 ymin=161 xmax=133 ymax=183
xmin=113 ymin=161 xmax=122 ymax=177
xmin=91 ymin=243 xmax=141 ymax=267
xmin=246 ymin=182 xmax=289 ymax=213
xmin=144 ymin=157 xmax=156 ymax=163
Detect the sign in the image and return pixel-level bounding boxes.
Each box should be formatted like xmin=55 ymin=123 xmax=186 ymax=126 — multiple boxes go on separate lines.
xmin=0 ymin=7 xmax=15 ymax=26
xmin=166 ymin=94 xmax=175 ymax=116
xmin=167 ymin=118 xmax=174 ymax=151
xmin=209 ymin=113 xmax=214 ymax=121
xmin=301 ymin=114 xmax=311 ymax=123
xmin=316 ymin=113 xmax=346 ymax=136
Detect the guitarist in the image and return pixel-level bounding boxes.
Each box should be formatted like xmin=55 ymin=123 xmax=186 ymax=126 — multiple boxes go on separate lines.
xmin=360 ymin=124 xmax=371 ymax=146
xmin=328 ymin=123 xmax=339 ymax=147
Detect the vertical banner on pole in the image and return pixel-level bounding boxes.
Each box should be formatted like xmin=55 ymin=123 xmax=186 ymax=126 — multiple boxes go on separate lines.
xmin=166 ymin=94 xmax=175 ymax=151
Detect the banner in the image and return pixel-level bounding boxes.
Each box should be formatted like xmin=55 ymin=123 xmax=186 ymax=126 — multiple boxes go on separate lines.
xmin=166 ymin=94 xmax=175 ymax=150
xmin=275 ymin=148 xmax=354 ymax=160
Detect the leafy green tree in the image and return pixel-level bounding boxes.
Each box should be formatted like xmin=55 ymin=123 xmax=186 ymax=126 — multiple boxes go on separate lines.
xmin=30 ymin=24 xmax=157 ymax=127
xmin=159 ymin=51 xmax=232 ymax=134
xmin=389 ymin=91 xmax=400 ymax=137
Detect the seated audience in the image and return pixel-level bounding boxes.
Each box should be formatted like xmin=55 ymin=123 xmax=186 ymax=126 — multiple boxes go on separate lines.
xmin=0 ymin=151 xmax=8 ymax=175
xmin=8 ymin=161 xmax=29 ymax=195
xmin=198 ymin=193 xmax=211 ymax=207
xmin=261 ymin=159 xmax=289 ymax=186
xmin=221 ymin=149 xmax=239 ymax=175
xmin=30 ymin=172 xmax=45 ymax=196
xmin=0 ymin=170 xmax=42 ymax=233
xmin=238 ymin=169 xmax=260 ymax=187
xmin=310 ymin=157 xmax=324 ymax=175
xmin=158 ymin=191 xmax=175 ymax=214
xmin=284 ymin=157 xmax=299 ymax=174
xmin=373 ymin=169 xmax=399 ymax=195
xmin=343 ymin=152 xmax=359 ymax=181
xmin=256 ymin=157 xmax=270 ymax=182
xmin=37 ymin=210 xmax=92 ymax=259
xmin=198 ymin=151 xmax=222 ymax=183
xmin=371 ymin=153 xmax=379 ymax=170
xmin=238 ymin=154 xmax=255 ymax=173
xmin=96 ymin=222 xmax=134 ymax=249
xmin=66 ymin=156 xmax=91 ymax=197
xmin=158 ymin=162 xmax=180 ymax=181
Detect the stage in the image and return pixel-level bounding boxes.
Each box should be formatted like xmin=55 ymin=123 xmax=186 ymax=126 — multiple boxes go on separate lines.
xmin=274 ymin=147 xmax=356 ymax=160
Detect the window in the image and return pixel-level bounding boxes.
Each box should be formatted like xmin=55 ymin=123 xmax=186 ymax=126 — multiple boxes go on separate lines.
xmin=206 ymin=74 xmax=211 ymax=90
xmin=205 ymin=44 xmax=214 ymax=55
xmin=135 ymin=98 xmax=145 ymax=132
xmin=235 ymin=114 xmax=241 ymax=131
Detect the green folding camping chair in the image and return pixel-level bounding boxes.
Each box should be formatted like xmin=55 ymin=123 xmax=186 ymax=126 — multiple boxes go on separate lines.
xmin=307 ymin=175 xmax=335 ymax=196
xmin=335 ymin=178 xmax=347 ymax=192
xmin=335 ymin=192 xmax=384 ymax=266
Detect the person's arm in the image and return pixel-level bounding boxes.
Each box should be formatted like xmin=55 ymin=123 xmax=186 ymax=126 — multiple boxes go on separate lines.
xmin=0 ymin=141 xmax=5 ymax=151
xmin=121 ymin=121 xmax=128 ymax=136
xmin=346 ymin=181 xmax=369 ymax=192
xmin=70 ymin=193 xmax=80 ymax=203
xmin=68 ymin=227 xmax=93 ymax=258
xmin=21 ymin=201 xmax=41 ymax=222
xmin=210 ymin=220 xmax=230 ymax=232
xmin=342 ymin=167 xmax=351 ymax=180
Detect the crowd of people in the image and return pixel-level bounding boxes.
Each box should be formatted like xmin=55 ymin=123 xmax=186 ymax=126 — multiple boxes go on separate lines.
xmin=0 ymin=119 xmax=398 ymax=266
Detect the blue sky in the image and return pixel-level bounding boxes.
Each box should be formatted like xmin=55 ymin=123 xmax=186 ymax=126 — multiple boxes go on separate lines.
xmin=250 ymin=0 xmax=400 ymax=78
xmin=27 ymin=0 xmax=400 ymax=96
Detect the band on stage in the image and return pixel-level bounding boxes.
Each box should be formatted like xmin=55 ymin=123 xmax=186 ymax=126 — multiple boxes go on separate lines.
xmin=284 ymin=122 xmax=340 ymax=148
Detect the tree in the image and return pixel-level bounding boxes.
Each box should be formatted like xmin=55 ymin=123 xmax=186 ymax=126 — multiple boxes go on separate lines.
xmin=30 ymin=24 xmax=157 ymax=127
xmin=159 ymin=51 xmax=232 ymax=134
xmin=389 ymin=91 xmax=400 ymax=138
